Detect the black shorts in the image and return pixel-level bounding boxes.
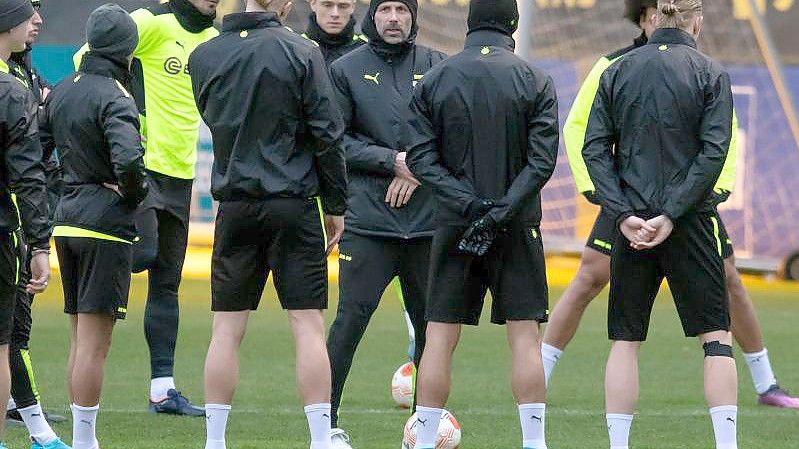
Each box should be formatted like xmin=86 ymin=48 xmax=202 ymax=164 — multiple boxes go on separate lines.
xmin=426 ymin=223 xmax=549 ymax=326
xmin=608 ymin=212 xmax=729 ymax=341
xmin=585 ymin=210 xmax=616 ymax=256
xmin=588 ymin=208 xmax=735 ymax=259
xmin=56 ymin=237 xmax=133 ymax=320
xmin=711 ymin=210 xmax=734 ymax=259
xmin=140 ymin=169 xmax=192 ymax=225
xmin=0 ymin=232 xmax=20 ymax=345
xmin=212 ymin=197 xmax=328 ymax=312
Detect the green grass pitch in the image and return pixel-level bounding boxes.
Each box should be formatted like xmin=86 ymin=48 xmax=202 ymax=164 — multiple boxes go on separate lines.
xmin=5 ymin=275 xmax=798 ymax=448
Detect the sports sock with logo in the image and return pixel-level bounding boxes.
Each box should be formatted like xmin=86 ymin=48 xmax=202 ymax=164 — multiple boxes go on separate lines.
xmin=19 ymin=403 xmax=58 ymax=444
xmin=205 ymin=404 xmax=231 ymax=449
xmin=743 ymin=349 xmax=777 ymax=395
xmin=541 ymin=344 xmax=562 ymax=386
xmin=150 ymin=376 xmax=176 ymax=402
xmin=304 ymin=403 xmax=332 ymax=449
xmin=710 ymin=405 xmax=738 ymax=449
xmin=71 ymin=403 xmax=99 ymax=449
xmin=606 ymin=413 xmax=633 ymax=449
xmin=414 ymin=406 xmax=442 ymax=449
xmin=519 ymin=403 xmax=547 ymax=449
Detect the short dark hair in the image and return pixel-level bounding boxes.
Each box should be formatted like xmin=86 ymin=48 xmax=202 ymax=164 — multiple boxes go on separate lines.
xmin=624 ymin=0 xmax=658 ymax=27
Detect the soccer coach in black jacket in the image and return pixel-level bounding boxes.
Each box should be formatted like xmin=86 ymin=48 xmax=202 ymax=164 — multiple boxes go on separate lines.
xmin=583 ymin=1 xmax=738 ymax=447
xmin=189 ymin=0 xmax=347 ymax=447
xmin=325 ymin=0 xmax=444 ymax=444
xmin=406 ymin=1 xmax=558 ymax=447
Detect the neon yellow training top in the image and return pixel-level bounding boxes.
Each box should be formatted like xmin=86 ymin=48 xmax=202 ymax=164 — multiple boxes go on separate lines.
xmin=74 ymin=7 xmax=218 ymax=180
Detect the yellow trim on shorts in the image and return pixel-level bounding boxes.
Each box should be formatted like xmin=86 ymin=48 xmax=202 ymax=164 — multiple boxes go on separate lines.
xmin=53 ymin=226 xmax=133 ymax=244
xmin=314 ymin=197 xmax=327 ymax=249
xmin=710 ymin=216 xmax=723 ymax=257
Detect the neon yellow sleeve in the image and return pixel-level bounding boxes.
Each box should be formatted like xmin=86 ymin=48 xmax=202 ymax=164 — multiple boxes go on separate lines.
xmin=714 ymin=109 xmax=739 ymax=193
xmin=563 ymin=56 xmax=614 ymax=194
xmin=73 ymin=8 xmax=160 ymax=70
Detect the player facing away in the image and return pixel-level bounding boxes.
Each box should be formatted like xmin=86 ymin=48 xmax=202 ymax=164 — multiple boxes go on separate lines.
xmin=325 ymin=0 xmax=445 ymax=446
xmin=583 ymin=1 xmax=738 ymax=448
xmin=407 ymin=1 xmax=558 ymax=447
xmin=189 ymin=1 xmax=347 ymax=448
xmin=5 ymin=1 xmax=71 ymax=444
xmin=543 ymin=0 xmax=799 ymax=409
xmin=73 ymin=0 xmax=219 ymax=416
xmin=0 ymin=2 xmax=52 ymax=447
xmin=43 ymin=5 xmax=149 ymax=449
xmin=303 ymin=0 xmax=367 ymax=66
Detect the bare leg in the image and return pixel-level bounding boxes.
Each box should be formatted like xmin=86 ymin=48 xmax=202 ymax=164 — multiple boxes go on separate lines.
xmin=0 ymin=345 xmax=9 ymax=438
xmin=700 ymin=331 xmax=737 ymax=408
xmin=415 ymin=322 xmax=461 ymax=408
xmin=67 ymin=315 xmax=78 ymax=403
xmin=71 ymin=314 xmax=114 ymax=407
xmin=203 ymin=311 xmax=249 ymax=405
xmin=507 ymin=321 xmax=545 ymax=404
xmin=288 ymin=309 xmax=330 ymax=405
xmin=543 ymin=248 xmax=610 ymax=350
xmin=725 ymin=258 xmax=764 ymax=354
xmin=605 ymin=341 xmax=641 ymax=414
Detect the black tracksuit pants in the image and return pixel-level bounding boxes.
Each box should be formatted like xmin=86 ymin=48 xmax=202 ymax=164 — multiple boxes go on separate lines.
xmin=327 ymin=231 xmax=431 ymax=428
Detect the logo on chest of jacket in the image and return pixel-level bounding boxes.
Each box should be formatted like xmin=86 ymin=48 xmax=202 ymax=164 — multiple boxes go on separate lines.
xmin=363 ymin=71 xmax=381 ymax=85
xmin=164 ymin=57 xmax=190 ymax=76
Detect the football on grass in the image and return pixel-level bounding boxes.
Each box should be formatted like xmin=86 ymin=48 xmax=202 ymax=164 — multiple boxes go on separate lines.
xmin=401 ymin=409 xmax=461 ymax=449
xmin=391 ymin=362 xmax=414 ymax=408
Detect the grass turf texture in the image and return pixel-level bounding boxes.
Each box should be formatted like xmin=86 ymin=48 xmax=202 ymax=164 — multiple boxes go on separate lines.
xmin=6 ymin=274 xmax=798 ymax=448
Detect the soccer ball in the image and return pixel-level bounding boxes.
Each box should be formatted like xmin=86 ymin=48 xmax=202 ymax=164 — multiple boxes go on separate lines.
xmin=391 ymin=362 xmax=415 ymax=408
xmin=401 ymin=409 xmax=461 ymax=449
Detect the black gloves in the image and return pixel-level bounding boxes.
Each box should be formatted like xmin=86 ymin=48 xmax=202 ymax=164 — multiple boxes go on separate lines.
xmin=458 ymin=199 xmax=498 ymax=257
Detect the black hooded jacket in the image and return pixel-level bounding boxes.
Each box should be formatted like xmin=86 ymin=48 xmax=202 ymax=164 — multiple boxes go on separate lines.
xmin=0 ymin=60 xmax=49 ymax=249
xmin=42 ymin=53 xmax=149 ymax=242
xmin=329 ymin=1 xmax=446 ymax=239
xmin=583 ymin=28 xmax=734 ymax=224
xmin=189 ymin=12 xmax=347 ymax=215
xmin=406 ymin=30 xmax=559 ymax=228
xmin=10 ymin=49 xmax=62 ymax=220
xmin=304 ymin=13 xmax=367 ymax=67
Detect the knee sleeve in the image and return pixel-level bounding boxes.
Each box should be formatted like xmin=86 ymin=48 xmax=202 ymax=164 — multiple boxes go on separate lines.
xmin=703 ymin=341 xmax=733 ymax=358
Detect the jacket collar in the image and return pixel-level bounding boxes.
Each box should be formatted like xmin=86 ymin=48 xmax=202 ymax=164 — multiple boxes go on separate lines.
xmin=79 ymin=52 xmax=130 ymax=83
xmin=633 ymin=31 xmax=648 ymax=47
xmin=222 ymin=11 xmax=282 ymax=32
xmin=464 ymin=29 xmax=515 ymax=51
xmin=169 ymin=0 xmax=216 ymax=33
xmin=306 ymin=13 xmax=356 ymax=48
xmin=648 ymin=28 xmax=697 ymax=49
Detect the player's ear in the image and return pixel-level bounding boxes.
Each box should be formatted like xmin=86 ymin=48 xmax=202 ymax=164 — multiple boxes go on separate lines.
xmin=692 ymin=14 xmax=703 ymax=39
xmin=281 ymin=0 xmax=293 ymax=20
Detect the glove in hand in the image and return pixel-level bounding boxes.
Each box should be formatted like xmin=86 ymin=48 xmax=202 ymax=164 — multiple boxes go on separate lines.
xmin=458 ymin=214 xmax=498 ymax=257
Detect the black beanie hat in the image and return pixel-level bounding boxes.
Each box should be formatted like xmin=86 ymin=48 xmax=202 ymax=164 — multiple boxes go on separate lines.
xmin=0 ymin=0 xmax=34 ymax=33
xmin=467 ymin=0 xmax=519 ymax=36
xmin=624 ymin=0 xmax=658 ymax=27
xmin=86 ymin=3 xmax=138 ymax=59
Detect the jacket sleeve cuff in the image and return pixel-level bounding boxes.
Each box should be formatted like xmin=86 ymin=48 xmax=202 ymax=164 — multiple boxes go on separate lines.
xmin=582 ymin=191 xmax=601 ymax=205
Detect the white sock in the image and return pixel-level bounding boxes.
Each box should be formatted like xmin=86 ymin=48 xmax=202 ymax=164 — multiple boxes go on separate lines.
xmin=743 ymin=349 xmax=777 ymax=395
xmin=519 ymin=403 xmax=547 ymax=449
xmin=150 ymin=376 xmax=176 ymax=401
xmin=541 ymin=344 xmax=563 ymax=387
xmin=304 ymin=403 xmax=332 ymax=449
xmin=606 ymin=413 xmax=633 ymax=449
xmin=20 ymin=403 xmax=58 ymax=444
xmin=710 ymin=406 xmax=738 ymax=449
xmin=413 ymin=406 xmax=443 ymax=449
xmin=205 ymin=404 xmax=231 ymax=449
xmin=71 ymin=403 xmax=99 ymax=449
xmin=7 ymin=397 xmax=15 ymax=410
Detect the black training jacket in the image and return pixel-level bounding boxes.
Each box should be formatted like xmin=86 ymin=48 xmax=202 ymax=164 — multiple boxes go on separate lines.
xmin=10 ymin=49 xmax=62 ymax=220
xmin=190 ymin=12 xmax=347 ymax=215
xmin=0 ymin=63 xmax=49 ymax=248
xmin=303 ymin=13 xmax=367 ymax=67
xmin=583 ymin=28 xmax=734 ymax=224
xmin=42 ymin=53 xmax=149 ymax=242
xmin=329 ymin=13 xmax=446 ymax=239
xmin=406 ymin=30 xmax=559 ymax=228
